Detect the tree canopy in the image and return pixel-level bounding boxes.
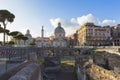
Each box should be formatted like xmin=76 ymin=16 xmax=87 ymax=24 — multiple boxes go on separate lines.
xmin=0 ymin=10 xmax=15 ymax=23
xmin=9 ymin=31 xmax=21 ymax=37
xmin=0 ymin=10 xmax=15 ymax=45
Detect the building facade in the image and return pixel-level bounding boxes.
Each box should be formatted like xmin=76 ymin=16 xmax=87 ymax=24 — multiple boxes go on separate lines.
xmin=35 ymin=37 xmax=51 ymax=47
xmin=77 ymin=23 xmax=111 ymax=46
xmin=111 ymin=24 xmax=120 ymax=46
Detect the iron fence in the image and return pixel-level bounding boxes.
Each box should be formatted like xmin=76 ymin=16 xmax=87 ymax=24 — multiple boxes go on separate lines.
xmin=0 ymin=46 xmax=37 ymax=76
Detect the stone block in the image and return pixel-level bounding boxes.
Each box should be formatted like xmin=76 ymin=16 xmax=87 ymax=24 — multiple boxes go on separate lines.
xmin=9 ymin=63 xmax=42 ymax=80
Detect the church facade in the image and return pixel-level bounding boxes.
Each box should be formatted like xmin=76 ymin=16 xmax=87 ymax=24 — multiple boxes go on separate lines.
xmin=52 ymin=22 xmax=67 ymax=47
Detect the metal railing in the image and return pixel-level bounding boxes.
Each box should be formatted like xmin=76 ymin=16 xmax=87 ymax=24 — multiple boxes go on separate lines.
xmin=0 ymin=46 xmax=36 ymax=76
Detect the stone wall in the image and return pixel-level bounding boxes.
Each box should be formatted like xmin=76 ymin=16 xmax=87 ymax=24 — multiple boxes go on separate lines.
xmin=92 ymin=52 xmax=120 ymax=71
xmin=107 ymin=55 xmax=120 ymax=71
xmin=8 ymin=53 xmax=42 ymax=80
xmin=75 ymin=53 xmax=120 ymax=80
xmin=86 ymin=64 xmax=120 ymax=80
xmin=9 ymin=63 xmax=42 ymax=80
xmin=75 ymin=55 xmax=93 ymax=80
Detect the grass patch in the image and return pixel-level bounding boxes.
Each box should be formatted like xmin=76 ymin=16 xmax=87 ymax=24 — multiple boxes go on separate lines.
xmin=61 ymin=60 xmax=75 ymax=66
xmin=61 ymin=63 xmax=74 ymax=72
xmin=37 ymin=57 xmax=44 ymax=65
xmin=93 ymin=49 xmax=106 ymax=53
xmin=61 ymin=56 xmax=75 ymax=66
xmin=61 ymin=55 xmax=75 ymax=60
xmin=61 ymin=56 xmax=75 ymax=72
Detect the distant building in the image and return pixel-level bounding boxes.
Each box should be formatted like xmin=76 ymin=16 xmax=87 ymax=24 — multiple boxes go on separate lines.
xmin=35 ymin=37 xmax=51 ymax=47
xmin=69 ymin=32 xmax=78 ymax=46
xmin=77 ymin=23 xmax=111 ymax=46
xmin=52 ymin=22 xmax=67 ymax=47
xmin=49 ymin=35 xmax=54 ymax=41
xmin=111 ymin=24 xmax=120 ymax=46
xmin=35 ymin=26 xmax=51 ymax=47
xmin=25 ymin=29 xmax=33 ymax=45
xmin=34 ymin=23 xmax=68 ymax=47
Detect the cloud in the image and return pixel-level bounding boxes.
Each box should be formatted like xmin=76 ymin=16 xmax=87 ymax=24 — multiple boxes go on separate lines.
xmin=70 ymin=18 xmax=78 ymax=24
xmin=77 ymin=14 xmax=100 ymax=25
xmin=101 ymin=20 xmax=117 ymax=26
xmin=50 ymin=13 xmax=118 ymax=36
xmin=50 ymin=18 xmax=62 ymax=28
xmin=50 ymin=18 xmax=79 ymax=36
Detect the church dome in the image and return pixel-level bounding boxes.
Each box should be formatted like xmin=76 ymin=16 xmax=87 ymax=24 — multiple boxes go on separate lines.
xmin=25 ymin=34 xmax=32 ymax=38
xmin=54 ymin=22 xmax=65 ymax=33
xmin=25 ymin=29 xmax=32 ymax=38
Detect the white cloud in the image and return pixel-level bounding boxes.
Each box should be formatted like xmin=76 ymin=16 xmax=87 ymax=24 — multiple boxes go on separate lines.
xmin=50 ymin=18 xmax=79 ymax=36
xmin=77 ymin=14 xmax=100 ymax=25
xmin=50 ymin=13 xmax=118 ymax=36
xmin=50 ymin=18 xmax=62 ymax=28
xmin=101 ymin=20 xmax=117 ymax=26
xmin=70 ymin=18 xmax=77 ymax=24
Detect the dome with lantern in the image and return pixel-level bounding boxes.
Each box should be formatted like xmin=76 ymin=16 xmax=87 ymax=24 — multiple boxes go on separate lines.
xmin=55 ymin=22 xmax=65 ymax=34
xmin=54 ymin=22 xmax=65 ymax=39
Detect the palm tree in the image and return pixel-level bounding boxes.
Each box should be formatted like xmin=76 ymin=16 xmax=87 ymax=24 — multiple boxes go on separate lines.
xmin=0 ymin=10 xmax=15 ymax=45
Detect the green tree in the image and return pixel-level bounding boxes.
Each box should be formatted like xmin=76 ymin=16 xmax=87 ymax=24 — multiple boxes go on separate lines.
xmin=8 ymin=41 xmax=15 ymax=45
xmin=0 ymin=25 xmax=10 ymax=43
xmin=29 ymin=42 xmax=36 ymax=46
xmin=0 ymin=25 xmax=10 ymax=34
xmin=5 ymin=29 xmax=10 ymax=35
xmin=0 ymin=25 xmax=4 ymax=33
xmin=13 ymin=33 xmax=24 ymax=45
xmin=0 ymin=41 xmax=2 ymax=45
xmin=9 ymin=31 xmax=21 ymax=42
xmin=0 ymin=10 xmax=15 ymax=45
xmin=21 ymin=36 xmax=28 ymax=45
xmin=9 ymin=31 xmax=25 ymax=45
xmin=9 ymin=31 xmax=20 ymax=37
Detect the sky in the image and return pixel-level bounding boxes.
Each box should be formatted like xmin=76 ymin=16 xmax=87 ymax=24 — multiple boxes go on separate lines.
xmin=0 ymin=0 xmax=120 ymax=41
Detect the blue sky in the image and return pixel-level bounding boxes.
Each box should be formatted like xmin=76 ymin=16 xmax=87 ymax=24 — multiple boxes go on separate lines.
xmin=0 ymin=0 xmax=120 ymax=40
